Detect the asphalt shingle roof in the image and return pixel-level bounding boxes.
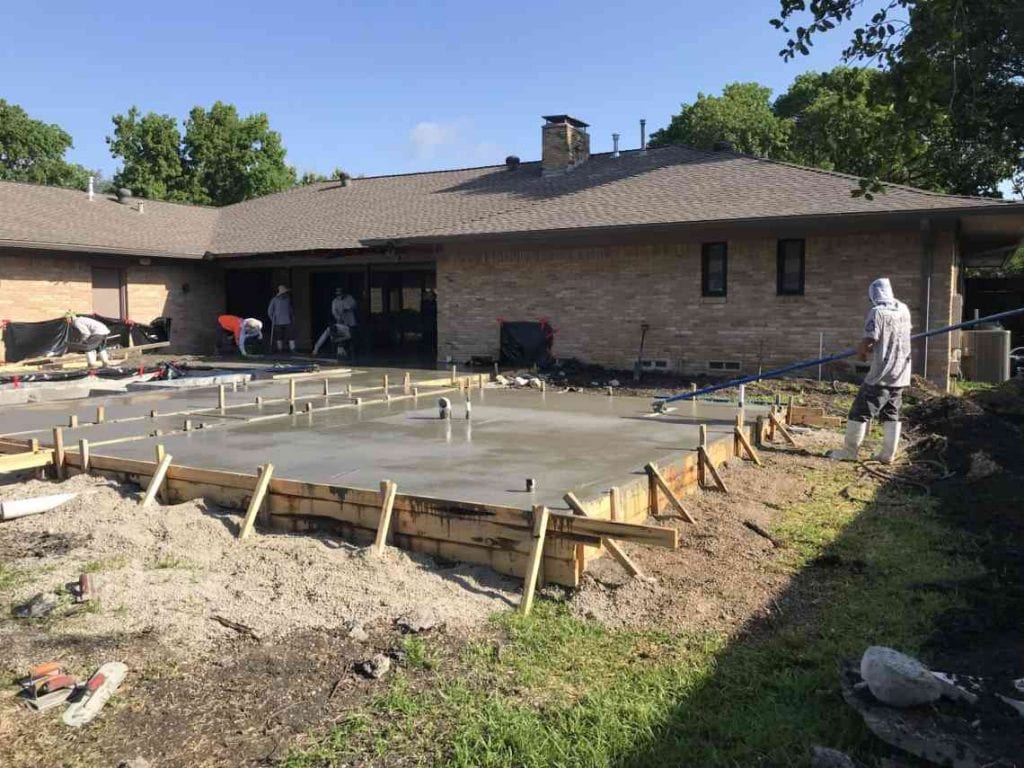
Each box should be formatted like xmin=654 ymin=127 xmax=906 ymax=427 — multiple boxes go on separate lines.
xmin=1 ymin=145 xmax=1017 ymax=259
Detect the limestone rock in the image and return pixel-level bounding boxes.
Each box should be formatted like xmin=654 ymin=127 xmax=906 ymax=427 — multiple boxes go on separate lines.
xmin=811 ymin=746 xmax=856 ymax=768
xmin=860 ymin=646 xmax=943 ymax=707
xmin=355 ymin=653 xmax=391 ymax=680
xmin=397 ymin=608 xmax=439 ymax=634
xmin=347 ymin=622 xmax=369 ymax=643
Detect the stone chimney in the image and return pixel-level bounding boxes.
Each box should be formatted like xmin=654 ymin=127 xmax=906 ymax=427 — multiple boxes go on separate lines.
xmin=541 ymin=115 xmax=590 ymax=175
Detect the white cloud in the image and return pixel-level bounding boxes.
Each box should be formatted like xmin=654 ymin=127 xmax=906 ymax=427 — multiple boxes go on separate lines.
xmin=409 ymin=121 xmax=462 ymax=158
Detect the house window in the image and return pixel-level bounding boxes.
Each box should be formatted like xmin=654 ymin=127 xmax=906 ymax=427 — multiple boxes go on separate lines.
xmin=777 ymin=239 xmax=805 ymax=295
xmin=701 ymin=242 xmax=727 ymax=297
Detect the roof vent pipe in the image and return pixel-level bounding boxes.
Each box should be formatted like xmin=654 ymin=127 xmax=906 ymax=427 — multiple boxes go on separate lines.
xmin=87 ymin=176 xmax=94 ymax=201
xmin=611 ymin=134 xmax=620 ymax=158
xmin=505 ymin=155 xmax=521 ymax=171
xmin=138 ymin=201 xmax=145 ymax=215
xmin=640 ymin=119 xmax=647 ymax=153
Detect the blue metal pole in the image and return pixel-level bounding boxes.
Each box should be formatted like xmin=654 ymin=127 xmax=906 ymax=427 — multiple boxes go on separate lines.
xmin=653 ymin=305 xmax=1024 ymax=406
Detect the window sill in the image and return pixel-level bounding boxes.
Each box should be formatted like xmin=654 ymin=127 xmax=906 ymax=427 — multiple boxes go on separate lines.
xmin=700 ymin=296 xmax=728 ymax=305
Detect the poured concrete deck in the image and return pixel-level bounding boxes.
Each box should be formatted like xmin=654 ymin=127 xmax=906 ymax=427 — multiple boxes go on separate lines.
xmin=1 ymin=368 xmax=764 ymax=511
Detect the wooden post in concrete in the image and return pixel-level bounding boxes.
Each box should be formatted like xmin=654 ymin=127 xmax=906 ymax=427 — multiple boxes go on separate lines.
xmin=95 ymin=406 xmax=105 ymax=424
xmin=218 ymin=384 xmax=226 ymax=411
xmin=382 ymin=374 xmax=389 ymax=394
xmin=519 ymin=505 xmax=550 ymax=616
xmin=403 ymin=372 xmax=412 ymax=394
xmin=52 ymin=427 xmax=65 ymax=479
xmin=372 ymin=479 xmax=399 ymax=556
xmin=450 ymin=364 xmax=457 ymax=385
xmin=322 ymin=378 xmax=330 ymax=397
xmin=288 ymin=378 xmax=297 ymax=404
xmin=68 ymin=414 xmax=79 ymax=428
xmin=78 ymin=438 xmax=90 ymax=473
xmin=609 ymin=486 xmax=622 ymax=522
xmin=150 ymin=409 xmax=158 ymax=418
xmin=142 ymin=449 xmax=173 ymax=508
xmin=697 ymin=423 xmax=707 ymax=487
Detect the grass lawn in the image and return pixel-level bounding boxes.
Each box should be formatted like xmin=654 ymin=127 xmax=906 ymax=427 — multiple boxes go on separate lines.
xmin=284 ymin=461 xmax=981 ymax=767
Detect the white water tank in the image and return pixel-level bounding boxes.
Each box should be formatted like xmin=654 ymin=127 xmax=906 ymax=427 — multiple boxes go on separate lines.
xmin=961 ymin=329 xmax=1011 ymax=383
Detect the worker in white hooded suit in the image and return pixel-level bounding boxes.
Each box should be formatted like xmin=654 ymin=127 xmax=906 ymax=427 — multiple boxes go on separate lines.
xmin=830 ymin=277 xmax=912 ymax=464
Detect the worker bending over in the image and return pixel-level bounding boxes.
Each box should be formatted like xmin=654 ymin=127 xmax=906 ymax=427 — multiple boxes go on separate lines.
xmin=70 ymin=314 xmax=112 ymax=369
xmin=312 ymin=287 xmax=353 ymax=357
xmin=830 ymin=277 xmax=912 ymax=464
xmin=218 ymin=315 xmax=263 ymax=356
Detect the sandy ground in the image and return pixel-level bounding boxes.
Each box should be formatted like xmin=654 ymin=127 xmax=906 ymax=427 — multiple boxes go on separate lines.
xmin=0 ymin=473 xmax=518 ymax=668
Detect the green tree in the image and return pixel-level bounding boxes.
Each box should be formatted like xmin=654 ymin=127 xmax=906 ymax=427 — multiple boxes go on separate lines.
xmin=775 ymin=67 xmax=942 ymax=190
xmin=106 ymin=107 xmax=185 ymax=200
xmin=771 ymin=0 xmax=1023 ymax=197
xmin=0 ymin=99 xmax=93 ymax=189
xmin=649 ymin=83 xmax=791 ymax=158
xmin=298 ymin=167 xmax=350 ymax=185
xmin=181 ymin=102 xmax=295 ymax=205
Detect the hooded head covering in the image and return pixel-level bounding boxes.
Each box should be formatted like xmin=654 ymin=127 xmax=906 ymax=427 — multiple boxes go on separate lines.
xmin=277 ymin=285 xmax=290 ymax=295
xmin=869 ymin=278 xmax=896 ymax=307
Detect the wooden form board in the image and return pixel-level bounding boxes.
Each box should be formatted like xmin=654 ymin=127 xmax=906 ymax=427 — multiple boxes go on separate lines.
xmin=789 ymin=405 xmax=845 ymax=428
xmin=61 ymin=451 xmax=675 ymax=587
xmin=0 ymin=437 xmax=36 ymax=455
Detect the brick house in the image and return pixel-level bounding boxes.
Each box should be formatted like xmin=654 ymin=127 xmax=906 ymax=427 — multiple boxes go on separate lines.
xmin=2 ymin=114 xmax=1023 ymax=386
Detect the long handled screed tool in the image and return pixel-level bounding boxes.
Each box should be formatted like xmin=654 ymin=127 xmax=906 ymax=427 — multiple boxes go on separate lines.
xmin=633 ymin=323 xmax=651 ymax=382
xmin=651 ymin=306 xmax=1024 ymax=410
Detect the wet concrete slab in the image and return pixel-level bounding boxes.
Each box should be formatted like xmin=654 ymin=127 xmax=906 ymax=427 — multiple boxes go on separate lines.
xmin=98 ymin=388 xmax=765 ymax=511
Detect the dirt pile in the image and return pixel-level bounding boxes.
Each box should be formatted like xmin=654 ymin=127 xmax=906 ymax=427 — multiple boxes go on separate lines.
xmin=0 ymin=474 xmax=517 ymax=666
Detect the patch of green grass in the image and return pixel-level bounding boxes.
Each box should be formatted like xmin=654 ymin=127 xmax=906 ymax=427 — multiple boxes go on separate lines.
xmin=81 ymin=556 xmax=128 ymax=573
xmin=152 ymin=555 xmax=191 ymax=570
xmin=0 ymin=562 xmax=25 ymax=593
xmin=286 ymin=464 xmax=982 ymax=768
xmin=955 ymin=379 xmax=996 ymax=395
xmin=401 ymin=635 xmax=440 ymax=671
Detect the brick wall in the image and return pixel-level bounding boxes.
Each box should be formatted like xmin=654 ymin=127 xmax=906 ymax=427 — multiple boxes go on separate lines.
xmin=1 ymin=249 xmax=223 ymax=361
xmin=437 ymin=227 xmax=958 ymax=386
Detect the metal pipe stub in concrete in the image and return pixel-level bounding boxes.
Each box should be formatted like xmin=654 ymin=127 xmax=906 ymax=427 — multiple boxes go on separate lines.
xmin=438 ymin=397 xmax=452 ymax=419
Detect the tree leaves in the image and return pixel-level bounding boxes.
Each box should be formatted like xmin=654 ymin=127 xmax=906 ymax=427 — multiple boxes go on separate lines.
xmin=0 ymin=100 xmax=95 ymax=190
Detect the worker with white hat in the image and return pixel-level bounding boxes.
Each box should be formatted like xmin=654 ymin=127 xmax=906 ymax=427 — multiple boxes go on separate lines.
xmin=70 ymin=314 xmax=112 ymax=369
xmin=829 ymin=277 xmax=912 ymax=464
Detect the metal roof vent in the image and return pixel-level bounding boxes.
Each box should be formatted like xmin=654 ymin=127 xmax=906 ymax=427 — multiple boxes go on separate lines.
xmin=115 ymin=188 xmax=133 ymax=203
xmin=713 ymin=140 xmax=735 ymax=152
xmin=505 ymin=155 xmax=521 ymax=171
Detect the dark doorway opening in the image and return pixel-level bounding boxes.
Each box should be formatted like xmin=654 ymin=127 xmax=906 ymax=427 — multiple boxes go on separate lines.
xmin=309 ymin=265 xmax=436 ymax=364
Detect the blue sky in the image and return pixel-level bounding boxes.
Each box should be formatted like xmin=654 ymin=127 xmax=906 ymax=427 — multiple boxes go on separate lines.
xmin=3 ymin=0 xmax=858 ymax=179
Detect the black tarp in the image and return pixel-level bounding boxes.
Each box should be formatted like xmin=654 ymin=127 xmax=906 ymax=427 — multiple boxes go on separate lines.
xmin=2 ymin=315 xmax=172 ymax=363
xmin=499 ymin=321 xmax=555 ymax=367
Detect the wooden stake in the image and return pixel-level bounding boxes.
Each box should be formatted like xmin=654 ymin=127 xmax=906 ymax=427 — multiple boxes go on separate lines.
xmin=786 ymin=395 xmax=794 ymax=425
xmin=141 ymin=453 xmax=173 ymax=508
xmin=644 ymin=463 xmax=696 ymax=524
xmin=609 ymin=486 xmax=622 ymax=521
xmin=68 ymin=414 xmax=78 ymax=428
xmin=239 ymin=464 xmax=274 ymax=540
xmin=155 ymin=443 xmax=166 ymax=462
xmin=288 ymin=379 xmax=296 ymax=403
xmin=519 ymin=505 xmax=550 ymax=615
xmin=52 ymin=427 xmax=65 ymax=479
xmin=323 ymin=378 xmax=330 ymax=397
xmin=305 ymin=402 xmax=314 ymax=414
xmin=403 ymin=372 xmax=411 ymax=394
xmin=255 ymin=396 xmax=263 ymax=407
xmin=78 ymin=438 xmax=90 ymax=473
xmin=372 ymin=479 xmax=399 ymax=556
xmin=737 ymin=423 xmax=761 ymax=466
xmin=698 ymin=446 xmax=729 ymax=492
xmin=184 ymin=419 xmax=193 ymax=432
xmin=450 ymin=364 xmax=457 ymax=384
xmin=697 ymin=424 xmax=707 ymax=487
xmin=382 ymin=374 xmax=389 ymax=393
xmin=218 ymin=384 xmax=226 ymax=410
xmin=564 ymin=492 xmax=642 ymax=578
xmin=150 ymin=409 xmax=158 ymax=418
xmin=770 ymin=412 xmax=798 ymax=447
xmin=96 ymin=406 xmax=106 ymax=424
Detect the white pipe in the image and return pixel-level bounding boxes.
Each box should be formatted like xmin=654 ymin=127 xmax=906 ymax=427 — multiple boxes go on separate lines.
xmin=0 ymin=492 xmax=77 ymax=521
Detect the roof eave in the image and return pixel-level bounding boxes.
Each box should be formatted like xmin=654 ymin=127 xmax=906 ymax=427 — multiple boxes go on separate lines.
xmin=0 ymin=238 xmax=207 ymax=260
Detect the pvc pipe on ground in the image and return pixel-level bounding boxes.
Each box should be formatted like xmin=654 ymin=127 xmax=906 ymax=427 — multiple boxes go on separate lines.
xmin=1 ymin=492 xmax=77 ymax=522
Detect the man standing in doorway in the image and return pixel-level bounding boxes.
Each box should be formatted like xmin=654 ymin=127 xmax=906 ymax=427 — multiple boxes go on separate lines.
xmin=335 ymin=287 xmax=358 ymax=358
xmin=267 ymin=285 xmax=296 ymax=353
xmin=829 ymin=277 xmax=912 ymax=464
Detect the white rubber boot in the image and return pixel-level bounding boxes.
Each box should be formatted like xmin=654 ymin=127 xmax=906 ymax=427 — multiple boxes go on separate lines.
xmin=828 ymin=420 xmax=867 ymax=461
xmin=85 ymin=350 xmax=99 ymax=369
xmin=874 ymin=421 xmax=902 ymax=464
xmin=98 ymin=349 xmax=111 ymax=368
xmin=288 ymin=340 xmax=296 ymax=352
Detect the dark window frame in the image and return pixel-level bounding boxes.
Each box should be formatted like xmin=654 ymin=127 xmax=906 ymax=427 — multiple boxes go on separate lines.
xmin=701 ymin=241 xmax=728 ymax=297
xmin=776 ymin=239 xmax=806 ymax=295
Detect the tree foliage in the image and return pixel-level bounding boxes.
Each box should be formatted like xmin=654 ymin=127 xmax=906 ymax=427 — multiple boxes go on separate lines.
xmin=649 ymin=83 xmax=791 ymax=157
xmin=0 ymin=99 xmax=94 ymax=189
xmin=771 ymin=0 xmax=1024 ymax=197
xmin=298 ymin=167 xmax=350 ymax=185
xmin=107 ymin=102 xmax=298 ymax=205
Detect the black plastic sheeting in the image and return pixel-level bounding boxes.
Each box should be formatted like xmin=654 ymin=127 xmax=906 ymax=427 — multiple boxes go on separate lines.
xmin=499 ymin=321 xmax=555 ymax=367
xmin=1 ymin=316 xmax=171 ymax=363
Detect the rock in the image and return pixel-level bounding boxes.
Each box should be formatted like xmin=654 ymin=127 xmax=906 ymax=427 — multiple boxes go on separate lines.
xmin=15 ymin=592 xmax=59 ymax=619
xmin=811 ymin=746 xmax=856 ymax=768
xmin=347 ymin=622 xmax=369 ymax=643
xmin=397 ymin=608 xmax=439 ymax=634
xmin=860 ymin=646 xmax=943 ymax=707
xmin=965 ymin=451 xmax=1000 ymax=481
xmin=608 ymin=379 xmax=620 ymax=387
xmin=930 ymin=671 xmax=979 ymax=705
xmin=495 ymin=374 xmax=509 ymax=385
xmin=117 ymin=759 xmax=151 ymax=768
xmin=355 ymin=653 xmax=391 ymax=680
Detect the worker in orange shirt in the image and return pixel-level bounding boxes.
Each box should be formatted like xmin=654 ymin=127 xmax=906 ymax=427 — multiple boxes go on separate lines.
xmin=218 ymin=315 xmax=263 ymax=356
